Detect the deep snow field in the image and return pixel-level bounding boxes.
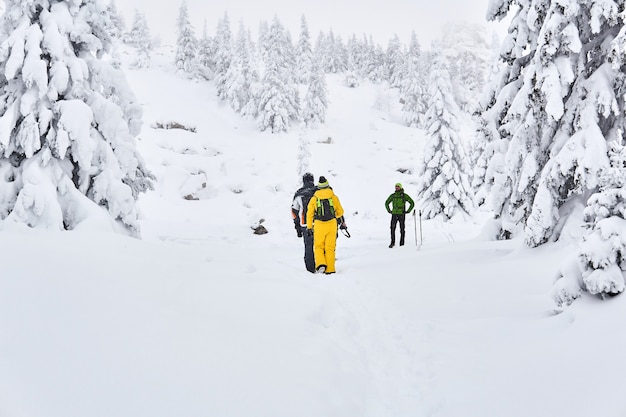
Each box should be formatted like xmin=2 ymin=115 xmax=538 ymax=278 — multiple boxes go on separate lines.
xmin=1 ymin=44 xmax=626 ymax=417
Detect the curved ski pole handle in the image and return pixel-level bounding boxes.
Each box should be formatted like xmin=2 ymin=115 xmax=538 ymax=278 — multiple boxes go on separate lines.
xmin=340 ymin=228 xmax=351 ymax=238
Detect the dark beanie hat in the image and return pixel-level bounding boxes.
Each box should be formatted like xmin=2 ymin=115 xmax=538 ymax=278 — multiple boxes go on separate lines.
xmin=318 ymin=176 xmax=329 ymax=188
xmin=303 ymin=172 xmax=314 ymax=183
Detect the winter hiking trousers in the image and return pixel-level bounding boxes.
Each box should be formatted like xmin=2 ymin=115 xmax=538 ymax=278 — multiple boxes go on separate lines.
xmin=301 ymin=226 xmax=315 ymax=273
xmin=313 ymin=218 xmax=338 ymax=273
xmin=390 ymin=213 xmax=406 ymax=246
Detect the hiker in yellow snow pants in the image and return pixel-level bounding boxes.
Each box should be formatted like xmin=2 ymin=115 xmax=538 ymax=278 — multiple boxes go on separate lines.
xmin=306 ymin=176 xmax=346 ymax=274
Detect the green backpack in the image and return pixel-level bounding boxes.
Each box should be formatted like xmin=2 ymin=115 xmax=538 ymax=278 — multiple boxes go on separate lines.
xmin=314 ymin=197 xmax=335 ymax=221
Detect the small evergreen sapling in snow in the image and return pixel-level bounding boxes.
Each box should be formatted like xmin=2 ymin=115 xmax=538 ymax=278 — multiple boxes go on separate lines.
xmin=0 ymin=0 xmax=153 ymax=235
xmin=296 ymin=125 xmax=311 ymax=177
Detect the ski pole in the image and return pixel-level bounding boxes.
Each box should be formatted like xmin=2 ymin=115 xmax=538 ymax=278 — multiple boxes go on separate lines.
xmin=413 ymin=209 xmax=417 ymax=246
xmin=419 ymin=210 xmax=423 ymax=246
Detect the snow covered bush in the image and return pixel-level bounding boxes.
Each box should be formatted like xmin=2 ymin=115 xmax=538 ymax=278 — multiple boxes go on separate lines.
xmin=345 ymin=72 xmax=359 ymax=88
xmin=578 ymin=141 xmax=626 ymax=296
xmin=555 ymin=141 xmax=626 ymax=304
xmin=0 ymin=0 xmax=153 ymax=235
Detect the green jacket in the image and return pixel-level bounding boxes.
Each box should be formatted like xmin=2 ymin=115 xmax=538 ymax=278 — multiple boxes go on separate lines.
xmin=385 ymin=189 xmax=414 ymax=215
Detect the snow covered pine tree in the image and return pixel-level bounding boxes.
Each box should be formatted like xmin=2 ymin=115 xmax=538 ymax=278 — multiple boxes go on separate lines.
xmin=175 ymin=1 xmax=197 ymax=75
xmin=415 ymin=45 xmax=473 ymax=220
xmin=127 ymin=9 xmax=152 ymax=68
xmin=482 ymin=0 xmax=624 ymax=246
xmin=0 ymin=0 xmax=153 ymax=236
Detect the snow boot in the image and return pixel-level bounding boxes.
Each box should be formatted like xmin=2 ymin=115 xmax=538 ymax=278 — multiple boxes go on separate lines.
xmin=316 ymin=265 xmax=327 ymax=274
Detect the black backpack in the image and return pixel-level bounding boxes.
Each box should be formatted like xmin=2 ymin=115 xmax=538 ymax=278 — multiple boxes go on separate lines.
xmin=314 ymin=197 xmax=336 ymax=221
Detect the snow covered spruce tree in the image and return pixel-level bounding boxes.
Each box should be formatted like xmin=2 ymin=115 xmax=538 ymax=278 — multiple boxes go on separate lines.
xmin=385 ymin=34 xmax=404 ymax=89
xmin=401 ymin=31 xmax=426 ymax=128
xmin=295 ymin=15 xmax=313 ymax=84
xmin=317 ymin=30 xmax=348 ymax=74
xmin=0 ymin=0 xmax=153 ymax=235
xmin=441 ymin=22 xmax=491 ymax=113
xmin=345 ymin=34 xmax=366 ymax=80
xmin=126 ymin=9 xmax=151 ymax=68
xmin=174 ymin=1 xmax=197 ymax=75
xmin=196 ymin=20 xmax=216 ymax=79
xmin=257 ymin=16 xmax=300 ymax=133
xmin=105 ymin=0 xmax=125 ymax=40
xmin=344 ymin=35 xmax=361 ymax=86
xmin=472 ymin=0 xmax=533 ymax=234
xmin=554 ymin=17 xmax=626 ymax=302
xmin=213 ymin=13 xmax=233 ymax=101
xmin=366 ymin=40 xmax=385 ymax=84
xmin=302 ymin=53 xmax=328 ymax=127
xmin=471 ymin=112 xmax=497 ymax=207
xmin=482 ymin=0 xmax=624 ymax=246
xmin=471 ymin=34 xmax=504 ymax=206
xmin=415 ymin=45 xmax=473 ymax=220
xmin=225 ymin=20 xmax=258 ymax=114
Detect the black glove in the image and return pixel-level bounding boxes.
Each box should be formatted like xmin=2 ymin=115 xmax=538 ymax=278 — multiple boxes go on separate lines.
xmin=339 ymin=222 xmax=347 ymax=230
xmin=306 ymin=228 xmax=313 ymax=237
xmin=296 ymin=228 xmax=303 ymax=237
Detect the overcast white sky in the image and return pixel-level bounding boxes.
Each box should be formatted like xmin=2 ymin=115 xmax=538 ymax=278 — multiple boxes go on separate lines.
xmin=116 ymin=0 xmax=509 ymax=47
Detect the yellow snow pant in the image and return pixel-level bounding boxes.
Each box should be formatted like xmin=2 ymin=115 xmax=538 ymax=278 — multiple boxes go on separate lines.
xmin=313 ymin=218 xmax=338 ymax=273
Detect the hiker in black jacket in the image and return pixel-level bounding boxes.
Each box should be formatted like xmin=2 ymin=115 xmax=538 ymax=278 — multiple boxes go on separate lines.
xmin=291 ymin=172 xmax=316 ymax=272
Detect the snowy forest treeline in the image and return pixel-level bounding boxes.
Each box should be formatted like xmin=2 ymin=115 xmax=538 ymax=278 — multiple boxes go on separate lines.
xmin=1 ymin=0 xmax=626 ymax=304
xmin=119 ymin=2 xmax=496 ymax=131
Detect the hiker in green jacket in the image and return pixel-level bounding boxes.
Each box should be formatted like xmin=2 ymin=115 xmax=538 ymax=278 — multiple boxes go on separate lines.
xmin=385 ymin=183 xmax=415 ymax=248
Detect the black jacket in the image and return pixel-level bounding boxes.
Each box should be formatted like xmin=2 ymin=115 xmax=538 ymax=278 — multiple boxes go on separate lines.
xmin=291 ymin=180 xmax=316 ymax=227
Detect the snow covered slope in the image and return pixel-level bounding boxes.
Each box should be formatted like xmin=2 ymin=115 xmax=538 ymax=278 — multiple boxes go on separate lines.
xmin=1 ymin=45 xmax=625 ymax=417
